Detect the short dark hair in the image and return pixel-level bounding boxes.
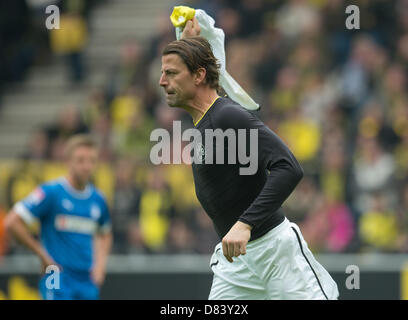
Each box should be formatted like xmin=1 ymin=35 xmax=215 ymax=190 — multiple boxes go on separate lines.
xmin=162 ymin=36 xmax=221 ymax=90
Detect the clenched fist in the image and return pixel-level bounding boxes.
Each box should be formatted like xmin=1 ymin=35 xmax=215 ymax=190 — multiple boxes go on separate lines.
xmin=181 ymin=16 xmax=201 ymax=39
xmin=222 ymin=221 xmax=252 ymax=263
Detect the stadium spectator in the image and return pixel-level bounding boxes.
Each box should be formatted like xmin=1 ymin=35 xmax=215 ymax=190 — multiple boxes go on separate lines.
xmin=111 ymin=158 xmax=142 ymax=253
xmin=351 ymin=135 xmax=396 ymax=216
xmin=45 ymin=104 xmax=89 ymax=159
xmin=49 ymin=0 xmax=94 ymax=83
xmin=22 ymin=129 xmax=49 ymax=161
xmin=138 ymin=167 xmax=174 ymax=253
xmin=393 ymin=120 xmax=408 ymax=182
xmin=105 ymin=40 xmax=145 ymax=104
xmin=359 ymin=192 xmax=399 ymax=252
xmin=5 ymin=160 xmax=42 ymax=211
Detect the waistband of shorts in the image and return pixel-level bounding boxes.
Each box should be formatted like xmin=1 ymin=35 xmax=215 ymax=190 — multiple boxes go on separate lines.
xmin=246 ymin=217 xmax=290 ymax=248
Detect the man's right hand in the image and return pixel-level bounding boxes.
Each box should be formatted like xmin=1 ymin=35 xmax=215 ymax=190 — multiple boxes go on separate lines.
xmin=181 ymin=17 xmax=201 ymax=39
xmin=222 ymin=221 xmax=252 ymax=263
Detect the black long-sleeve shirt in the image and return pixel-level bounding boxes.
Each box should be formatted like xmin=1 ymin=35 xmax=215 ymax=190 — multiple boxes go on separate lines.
xmin=191 ymin=96 xmax=303 ymax=241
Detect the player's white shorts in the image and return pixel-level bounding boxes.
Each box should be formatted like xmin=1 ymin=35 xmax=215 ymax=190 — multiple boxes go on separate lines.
xmin=208 ymin=218 xmax=339 ymax=300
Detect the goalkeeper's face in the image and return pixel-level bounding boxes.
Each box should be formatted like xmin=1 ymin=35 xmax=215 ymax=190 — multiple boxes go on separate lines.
xmin=160 ymin=54 xmax=199 ymax=107
xmin=67 ymin=146 xmax=98 ymax=186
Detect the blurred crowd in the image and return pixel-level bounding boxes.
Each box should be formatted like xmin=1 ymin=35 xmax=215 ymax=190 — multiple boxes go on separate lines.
xmin=0 ymin=0 xmax=100 ymax=98
xmin=1 ymin=0 xmax=408 ymax=256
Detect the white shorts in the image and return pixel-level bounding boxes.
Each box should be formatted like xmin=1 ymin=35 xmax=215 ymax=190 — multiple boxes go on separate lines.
xmin=208 ymin=218 xmax=339 ymax=300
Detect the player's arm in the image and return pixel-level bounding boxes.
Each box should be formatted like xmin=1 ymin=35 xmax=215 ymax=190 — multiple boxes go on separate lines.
xmin=92 ymin=230 xmax=112 ymax=287
xmin=217 ymin=105 xmax=303 ymax=262
xmin=6 ymin=186 xmax=57 ymax=271
xmin=5 ymin=209 xmax=55 ymax=272
xmin=237 ymin=121 xmax=304 ymax=227
xmin=92 ymin=198 xmax=113 ymax=287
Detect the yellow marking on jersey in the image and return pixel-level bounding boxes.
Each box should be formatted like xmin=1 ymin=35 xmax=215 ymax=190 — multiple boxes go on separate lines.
xmin=194 ymin=96 xmax=220 ymax=126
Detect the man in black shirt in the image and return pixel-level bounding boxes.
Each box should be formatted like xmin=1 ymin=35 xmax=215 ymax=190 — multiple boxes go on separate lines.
xmin=158 ymin=18 xmax=338 ymax=299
